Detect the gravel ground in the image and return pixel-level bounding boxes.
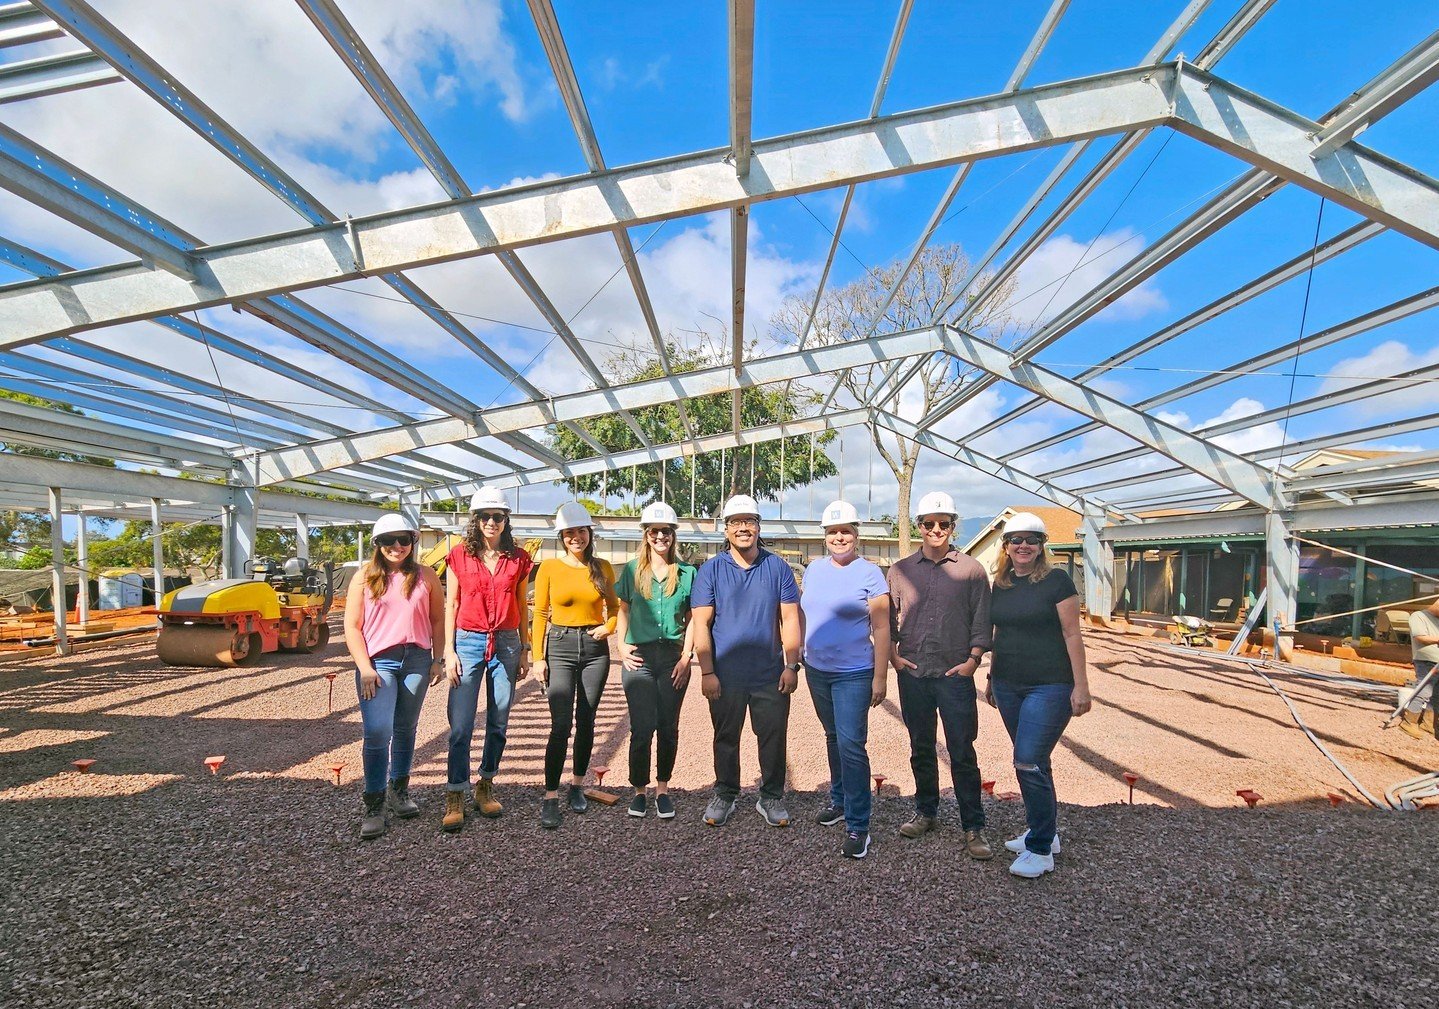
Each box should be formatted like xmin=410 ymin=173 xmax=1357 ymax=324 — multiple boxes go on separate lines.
xmin=1 ymin=627 xmax=1435 ymax=1007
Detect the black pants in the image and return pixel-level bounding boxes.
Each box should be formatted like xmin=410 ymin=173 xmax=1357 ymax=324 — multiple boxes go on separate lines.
xmin=622 ymin=640 xmax=688 ymax=788
xmin=897 ymin=672 xmax=985 ymax=829
xmin=544 ymin=625 xmax=610 ymax=791
xmin=709 ymin=677 xmax=790 ymax=802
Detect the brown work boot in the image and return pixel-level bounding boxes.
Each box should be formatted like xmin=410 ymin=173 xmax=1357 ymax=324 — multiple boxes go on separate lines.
xmin=442 ymin=791 xmax=465 ymax=832
xmin=898 ymin=814 xmax=937 ymax=839
xmin=1399 ymin=717 xmax=1428 ymax=740
xmin=964 ymin=828 xmax=995 ymax=860
xmin=360 ymin=791 xmax=388 ymax=840
xmin=473 ymin=777 xmax=503 ymax=818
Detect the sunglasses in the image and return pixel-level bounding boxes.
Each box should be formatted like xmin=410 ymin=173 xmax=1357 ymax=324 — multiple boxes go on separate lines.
xmin=1005 ymin=534 xmax=1044 ymax=546
xmin=375 ymin=534 xmax=413 ymax=548
xmin=919 ymin=519 xmax=953 ymax=531
xmin=475 ymin=511 xmax=507 ymax=524
xmin=646 ymin=527 xmax=676 ymax=537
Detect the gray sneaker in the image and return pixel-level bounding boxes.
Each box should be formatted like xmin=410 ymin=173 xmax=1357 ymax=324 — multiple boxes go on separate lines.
xmin=703 ymin=794 xmax=736 ymax=826
xmin=756 ymin=796 xmax=791 ymax=827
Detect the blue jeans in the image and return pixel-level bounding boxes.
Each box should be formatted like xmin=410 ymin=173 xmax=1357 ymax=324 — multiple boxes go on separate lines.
xmin=991 ymin=679 xmax=1072 ymax=856
xmin=447 ymin=628 xmax=522 ymax=790
xmin=807 ymin=667 xmax=872 ymax=833
xmin=356 ymin=644 xmax=432 ymax=794
xmin=897 ymin=673 xmax=985 ymax=829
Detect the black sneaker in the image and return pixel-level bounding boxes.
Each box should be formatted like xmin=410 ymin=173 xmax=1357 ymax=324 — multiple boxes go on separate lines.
xmin=628 ymin=793 xmax=647 ymax=818
xmin=654 ymin=793 xmax=675 ymax=819
xmin=568 ymin=784 xmax=588 ymax=814
xmin=842 ymin=830 xmax=871 ymax=859
xmin=816 ymin=803 xmax=845 ymax=826
xmin=540 ymin=797 xmax=562 ymax=830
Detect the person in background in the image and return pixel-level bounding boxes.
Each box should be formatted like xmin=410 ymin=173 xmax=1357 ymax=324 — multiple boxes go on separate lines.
xmin=440 ymin=486 xmax=533 ymax=832
xmin=887 ymin=491 xmax=993 ymax=860
xmin=614 ymin=501 xmax=697 ymax=819
xmin=801 ymin=500 xmax=890 ymax=859
xmin=692 ymin=494 xmax=802 ymax=829
xmin=532 ymin=502 xmax=618 ymax=830
xmin=342 ymin=514 xmax=444 ymax=840
xmin=1401 ymin=598 xmax=1439 ymax=740
xmin=984 ymin=511 xmax=1092 ymax=879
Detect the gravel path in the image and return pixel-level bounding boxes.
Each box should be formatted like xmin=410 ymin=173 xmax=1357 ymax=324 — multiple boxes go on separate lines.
xmin=1 ymin=629 xmax=1434 ymax=1007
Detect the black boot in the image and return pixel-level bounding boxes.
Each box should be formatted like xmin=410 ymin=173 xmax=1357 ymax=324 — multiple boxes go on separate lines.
xmin=360 ymin=790 xmax=388 ymax=839
xmin=387 ymin=776 xmax=419 ymax=819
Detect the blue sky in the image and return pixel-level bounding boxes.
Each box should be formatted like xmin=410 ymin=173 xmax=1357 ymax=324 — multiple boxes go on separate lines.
xmin=1 ymin=0 xmax=1437 ymax=522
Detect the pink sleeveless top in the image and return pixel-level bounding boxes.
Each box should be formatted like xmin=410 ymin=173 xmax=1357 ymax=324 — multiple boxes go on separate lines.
xmin=360 ymin=570 xmax=433 ymax=657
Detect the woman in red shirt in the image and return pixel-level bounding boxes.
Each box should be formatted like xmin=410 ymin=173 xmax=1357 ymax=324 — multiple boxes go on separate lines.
xmin=440 ymin=486 xmax=533 ymax=832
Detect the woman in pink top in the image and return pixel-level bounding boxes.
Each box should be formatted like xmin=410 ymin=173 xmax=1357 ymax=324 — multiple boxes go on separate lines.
xmin=343 ymin=514 xmax=444 ymax=840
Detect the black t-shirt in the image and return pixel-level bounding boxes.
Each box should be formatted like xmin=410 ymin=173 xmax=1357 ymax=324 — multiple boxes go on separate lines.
xmin=990 ymin=569 xmax=1078 ymax=686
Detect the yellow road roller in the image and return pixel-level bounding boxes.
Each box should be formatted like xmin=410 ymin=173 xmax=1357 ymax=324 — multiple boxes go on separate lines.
xmin=156 ymin=559 xmax=334 ymax=667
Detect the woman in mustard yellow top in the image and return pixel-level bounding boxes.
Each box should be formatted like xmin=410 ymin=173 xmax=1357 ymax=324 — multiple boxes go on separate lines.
xmin=532 ymin=501 xmax=619 ymax=829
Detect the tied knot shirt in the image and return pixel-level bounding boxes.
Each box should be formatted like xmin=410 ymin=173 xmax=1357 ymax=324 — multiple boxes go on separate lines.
xmin=360 ymin=569 xmax=433 ymax=658
xmin=616 ymin=559 xmax=696 ymax=645
xmin=446 ymin=545 xmax=533 ymax=660
xmin=692 ymin=548 xmax=799 ymax=687
xmin=800 ymin=555 xmax=889 ymax=676
xmin=990 ymin=568 xmax=1078 ymax=686
xmin=887 ymin=549 xmax=992 ymax=677
xmin=531 ymin=558 xmax=619 ymax=661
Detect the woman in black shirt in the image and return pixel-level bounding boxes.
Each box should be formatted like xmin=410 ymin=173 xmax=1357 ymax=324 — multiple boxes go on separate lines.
xmin=984 ymin=512 xmax=1091 ymax=879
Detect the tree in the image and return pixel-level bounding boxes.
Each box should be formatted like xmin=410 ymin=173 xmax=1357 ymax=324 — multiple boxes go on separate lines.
xmin=550 ymin=336 xmax=838 ymax=517
xmin=1 ymin=391 xmax=115 ymax=561
xmin=769 ymin=243 xmax=1018 ymax=551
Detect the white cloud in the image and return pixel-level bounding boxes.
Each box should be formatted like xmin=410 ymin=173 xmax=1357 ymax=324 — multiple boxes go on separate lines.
xmin=1317 ymin=339 xmax=1439 ymax=415
xmin=1002 ymin=229 xmax=1167 ymax=330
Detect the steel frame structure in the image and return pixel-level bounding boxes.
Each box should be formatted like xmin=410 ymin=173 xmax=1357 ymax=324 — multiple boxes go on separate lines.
xmin=1 ymin=1 xmax=1438 ymax=658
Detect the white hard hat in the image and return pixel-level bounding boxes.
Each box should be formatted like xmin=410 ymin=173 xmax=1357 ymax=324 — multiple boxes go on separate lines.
xmin=1003 ymin=511 xmax=1048 ymax=537
xmin=372 ymin=513 xmax=417 ymax=539
xmin=641 ymin=501 xmax=679 ymax=527
xmin=914 ymin=490 xmax=959 ymax=520
xmin=820 ymin=500 xmax=860 ymax=529
xmin=468 ymin=486 xmax=510 ymax=513
xmin=721 ymin=494 xmax=761 ymax=520
xmin=554 ymin=501 xmax=594 ymax=534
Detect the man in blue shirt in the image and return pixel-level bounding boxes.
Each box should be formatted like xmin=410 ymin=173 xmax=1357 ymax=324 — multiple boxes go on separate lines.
xmin=692 ymin=494 xmax=802 ymax=827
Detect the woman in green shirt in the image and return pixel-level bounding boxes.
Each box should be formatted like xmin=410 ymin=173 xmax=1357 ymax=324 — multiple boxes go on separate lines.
xmin=615 ymin=501 xmax=697 ymax=819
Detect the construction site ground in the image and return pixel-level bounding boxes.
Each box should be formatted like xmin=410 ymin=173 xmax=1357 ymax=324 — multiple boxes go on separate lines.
xmin=1 ymin=627 xmax=1434 ymax=1007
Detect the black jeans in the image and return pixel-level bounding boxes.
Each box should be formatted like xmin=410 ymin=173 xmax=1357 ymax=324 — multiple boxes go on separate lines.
xmin=622 ymin=640 xmax=688 ymax=788
xmin=897 ymin=672 xmax=985 ymax=829
xmin=543 ymin=625 xmax=610 ymax=791
xmin=709 ymin=678 xmax=790 ymax=802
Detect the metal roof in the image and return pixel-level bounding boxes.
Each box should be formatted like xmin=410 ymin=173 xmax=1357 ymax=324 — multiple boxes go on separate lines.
xmin=1 ymin=1 xmax=1438 ymax=542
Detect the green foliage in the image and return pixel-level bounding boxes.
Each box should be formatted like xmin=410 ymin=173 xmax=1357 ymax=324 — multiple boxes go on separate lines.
xmin=0 ymin=390 xmax=116 ymax=467
xmin=552 ymin=341 xmax=837 ymax=517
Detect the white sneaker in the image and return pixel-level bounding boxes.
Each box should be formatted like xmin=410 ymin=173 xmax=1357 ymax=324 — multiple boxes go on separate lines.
xmin=1009 ymin=850 xmax=1055 ymax=878
xmin=1003 ymin=829 xmax=1061 ymax=854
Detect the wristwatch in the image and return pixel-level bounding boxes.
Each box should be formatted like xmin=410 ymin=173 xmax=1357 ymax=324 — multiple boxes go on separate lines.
xmin=785 ymin=661 xmax=802 ymax=673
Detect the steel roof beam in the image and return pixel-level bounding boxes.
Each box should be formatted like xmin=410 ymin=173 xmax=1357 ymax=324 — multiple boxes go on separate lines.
xmin=1001 ymin=281 xmax=1439 ymax=463
xmin=728 ymin=0 xmax=754 ymax=178
xmin=0 ymin=63 xmax=1181 ymax=344
xmin=0 ymin=2 xmax=59 ymax=48
xmin=1310 ymin=27 xmax=1439 ymax=156
xmin=868 ymin=410 xmax=1139 ymax=520
xmin=0 ymin=49 xmax=119 ymax=104
xmin=967 ymin=220 xmax=1381 ymax=447
xmin=941 ymin=326 xmax=1280 ymax=507
xmin=0 ymin=397 xmax=235 ymax=470
xmin=1040 ymin=360 xmax=1439 ymax=481
xmin=525 ymin=0 xmax=695 ymax=440
xmin=251 ymin=324 xmax=952 ymax=485
xmin=451 ymin=410 xmax=871 ymax=496
xmin=8 ymin=62 xmax=1439 ymax=349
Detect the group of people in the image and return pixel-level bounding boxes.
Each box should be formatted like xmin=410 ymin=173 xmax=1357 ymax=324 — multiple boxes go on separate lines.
xmin=342 ymin=488 xmax=1091 ymax=879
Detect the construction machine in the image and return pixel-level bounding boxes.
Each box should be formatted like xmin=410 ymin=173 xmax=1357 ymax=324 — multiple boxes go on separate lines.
xmin=156 ymin=558 xmax=335 ymax=667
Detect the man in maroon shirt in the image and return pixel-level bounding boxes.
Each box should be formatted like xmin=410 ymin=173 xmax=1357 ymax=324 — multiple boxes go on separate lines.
xmin=886 ymin=491 xmax=993 ymax=859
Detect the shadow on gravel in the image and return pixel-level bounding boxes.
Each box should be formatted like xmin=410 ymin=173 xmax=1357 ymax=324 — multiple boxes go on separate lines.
xmin=0 ymin=779 xmax=1430 ymax=1009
